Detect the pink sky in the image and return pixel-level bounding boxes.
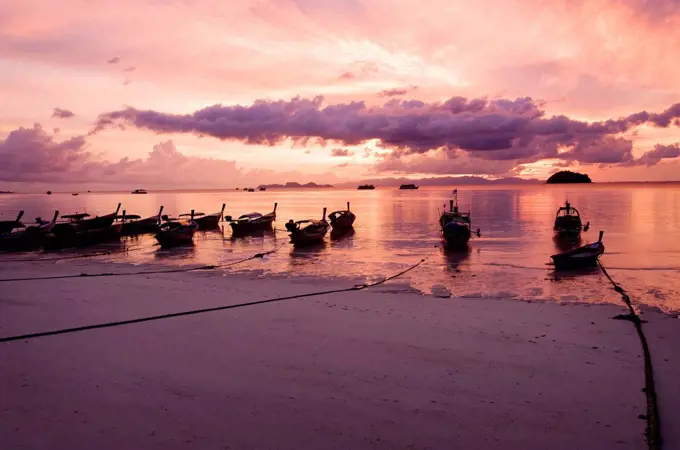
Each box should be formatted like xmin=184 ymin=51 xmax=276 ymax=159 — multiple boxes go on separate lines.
xmin=1 ymin=0 xmax=679 ymax=188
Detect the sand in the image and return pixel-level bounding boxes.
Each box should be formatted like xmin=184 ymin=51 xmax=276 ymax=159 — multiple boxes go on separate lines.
xmin=0 ymin=258 xmax=678 ymax=450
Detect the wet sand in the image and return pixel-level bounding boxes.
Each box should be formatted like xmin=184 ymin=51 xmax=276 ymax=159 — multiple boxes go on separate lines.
xmin=1 ymin=260 xmax=678 ymax=450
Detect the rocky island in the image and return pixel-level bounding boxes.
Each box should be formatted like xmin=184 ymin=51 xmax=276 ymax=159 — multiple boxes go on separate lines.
xmin=546 ymin=171 xmax=592 ymax=184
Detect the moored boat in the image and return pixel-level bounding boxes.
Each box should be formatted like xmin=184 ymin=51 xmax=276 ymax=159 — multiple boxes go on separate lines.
xmin=357 ymin=184 xmax=375 ymax=190
xmin=119 ymin=206 xmax=164 ymax=235
xmin=554 ymin=201 xmax=589 ymax=240
xmin=328 ymin=202 xmax=356 ymax=231
xmin=42 ymin=204 xmax=123 ymax=250
xmin=155 ymin=211 xmax=198 ymax=248
xmin=439 ymin=191 xmax=478 ymax=249
xmin=0 ymin=210 xmax=25 ymax=234
xmin=551 ymin=231 xmax=605 ymax=270
xmin=399 ymin=184 xmax=419 ymax=190
xmin=286 ymin=208 xmax=329 ymax=247
xmin=0 ymin=210 xmax=59 ymax=251
xmin=180 ymin=204 xmax=225 ymax=230
xmin=228 ymin=203 xmax=277 ymax=235
xmin=131 ymin=188 xmax=148 ymax=194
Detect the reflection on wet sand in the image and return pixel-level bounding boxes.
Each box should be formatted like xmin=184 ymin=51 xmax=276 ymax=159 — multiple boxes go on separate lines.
xmin=442 ymin=246 xmax=471 ymax=274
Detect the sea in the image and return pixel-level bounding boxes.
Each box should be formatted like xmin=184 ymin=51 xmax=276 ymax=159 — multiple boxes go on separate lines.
xmin=1 ymin=183 xmax=679 ymax=314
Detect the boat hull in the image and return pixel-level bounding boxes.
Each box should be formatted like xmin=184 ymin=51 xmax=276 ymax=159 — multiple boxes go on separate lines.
xmin=155 ymin=232 xmax=195 ymax=248
xmin=122 ymin=217 xmax=161 ymax=235
xmin=230 ymin=217 xmax=275 ymax=235
xmin=551 ymin=242 xmax=604 ymax=270
xmin=289 ymin=224 xmax=329 ymax=247
xmin=442 ymin=222 xmax=471 ymax=248
xmin=44 ymin=223 xmax=122 ymax=250
xmin=329 ymin=215 xmax=355 ymax=230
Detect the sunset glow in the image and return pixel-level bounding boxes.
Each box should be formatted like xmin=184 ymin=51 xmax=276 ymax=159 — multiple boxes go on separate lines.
xmin=1 ymin=0 xmax=679 ymax=189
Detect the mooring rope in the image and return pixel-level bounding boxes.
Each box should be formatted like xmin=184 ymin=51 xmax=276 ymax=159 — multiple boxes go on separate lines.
xmin=0 ymin=256 xmax=428 ymax=343
xmin=598 ymin=260 xmax=662 ymax=450
xmin=0 ymin=243 xmax=286 ymax=283
xmin=0 ymin=246 xmax=145 ymax=263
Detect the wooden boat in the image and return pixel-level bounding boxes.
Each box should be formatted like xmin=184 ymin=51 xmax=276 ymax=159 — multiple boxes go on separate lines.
xmin=131 ymin=188 xmax=148 ymax=194
xmin=285 ymin=208 xmax=329 ymax=247
xmin=0 ymin=211 xmax=59 ymax=251
xmin=554 ymin=201 xmax=589 ymax=240
xmin=72 ymin=193 xmax=79 ymax=196
xmin=228 ymin=203 xmax=277 ymax=235
xmin=43 ymin=204 xmax=123 ymax=250
xmin=259 ymin=187 xmax=267 ymax=191
xmin=357 ymin=184 xmax=375 ymax=190
xmin=440 ymin=196 xmax=473 ymax=249
xmin=328 ymin=202 xmax=356 ymax=231
xmin=247 ymin=188 xmax=255 ymax=192
xmin=119 ymin=206 xmax=164 ymax=235
xmin=399 ymin=184 xmax=419 ymax=190
xmin=551 ymin=231 xmax=605 ymax=269
xmin=155 ymin=211 xmax=198 ymax=248
xmin=179 ymin=204 xmax=225 ymax=230
xmin=0 ymin=210 xmax=24 ymax=234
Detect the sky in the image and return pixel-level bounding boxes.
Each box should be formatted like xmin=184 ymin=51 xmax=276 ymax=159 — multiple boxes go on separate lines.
xmin=1 ymin=0 xmax=679 ymax=189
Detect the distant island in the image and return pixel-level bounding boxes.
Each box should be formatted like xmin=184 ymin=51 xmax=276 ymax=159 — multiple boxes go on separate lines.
xmin=257 ymin=182 xmax=333 ymax=189
xmin=546 ymin=171 xmax=592 ymax=184
xmin=339 ymin=176 xmax=541 ymax=188
xmin=0 ymin=190 xmax=14 ymax=194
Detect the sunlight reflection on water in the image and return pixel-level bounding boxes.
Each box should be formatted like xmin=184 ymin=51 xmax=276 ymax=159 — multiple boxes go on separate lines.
xmin=1 ymin=184 xmax=679 ymax=313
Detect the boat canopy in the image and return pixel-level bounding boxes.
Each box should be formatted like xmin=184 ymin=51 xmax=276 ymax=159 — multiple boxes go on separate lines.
xmin=62 ymin=213 xmax=90 ymax=220
xmin=239 ymin=212 xmax=263 ymax=220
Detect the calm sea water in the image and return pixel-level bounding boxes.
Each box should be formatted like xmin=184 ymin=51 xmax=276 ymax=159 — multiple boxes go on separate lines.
xmin=1 ymin=184 xmax=679 ymax=313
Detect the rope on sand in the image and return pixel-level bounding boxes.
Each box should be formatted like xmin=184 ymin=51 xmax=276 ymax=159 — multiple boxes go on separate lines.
xmin=598 ymin=261 xmax=662 ymax=450
xmin=0 ymin=244 xmax=287 ymax=283
xmin=0 ymin=246 xmax=145 ymax=263
xmin=0 ymin=256 xmax=428 ymax=343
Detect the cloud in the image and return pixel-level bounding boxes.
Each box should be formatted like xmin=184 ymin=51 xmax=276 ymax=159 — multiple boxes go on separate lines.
xmin=107 ymin=56 xmax=121 ymax=64
xmin=51 ymin=107 xmax=75 ymax=119
xmin=378 ymin=85 xmax=418 ymax=97
xmin=0 ymin=126 xmax=342 ymax=186
xmin=331 ymin=148 xmax=354 ymax=157
xmin=93 ymin=96 xmax=680 ymax=168
xmin=628 ymin=143 xmax=680 ymax=166
xmin=123 ymin=66 xmax=136 ymax=72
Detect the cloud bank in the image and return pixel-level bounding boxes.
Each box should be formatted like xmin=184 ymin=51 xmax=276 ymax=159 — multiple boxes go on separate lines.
xmin=0 ymin=125 xmax=340 ymax=186
xmin=92 ymin=96 xmax=680 ymax=171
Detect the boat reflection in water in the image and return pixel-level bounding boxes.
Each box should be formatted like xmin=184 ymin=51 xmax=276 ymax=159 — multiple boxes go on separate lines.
xmin=442 ymin=246 xmax=471 ymax=275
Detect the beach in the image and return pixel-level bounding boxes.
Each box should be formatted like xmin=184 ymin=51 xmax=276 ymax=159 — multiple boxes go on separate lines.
xmin=1 ymin=258 xmax=678 ymax=450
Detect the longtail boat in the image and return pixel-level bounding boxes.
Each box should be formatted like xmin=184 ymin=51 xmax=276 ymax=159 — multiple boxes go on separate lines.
xmin=0 ymin=210 xmax=25 ymax=234
xmin=58 ymin=203 xmax=122 ymax=232
xmin=551 ymin=231 xmax=605 ymax=270
xmin=156 ymin=210 xmax=198 ymax=248
xmin=328 ymin=202 xmax=356 ymax=231
xmin=180 ymin=203 xmax=225 ymax=230
xmin=0 ymin=210 xmax=59 ymax=251
xmin=554 ymin=201 xmax=589 ymax=240
xmin=119 ymin=206 xmax=164 ymax=235
xmin=439 ymin=192 xmax=478 ymax=249
xmin=44 ymin=204 xmax=122 ymax=250
xmin=286 ymin=207 xmax=329 ymax=247
xmin=228 ymin=203 xmax=277 ymax=235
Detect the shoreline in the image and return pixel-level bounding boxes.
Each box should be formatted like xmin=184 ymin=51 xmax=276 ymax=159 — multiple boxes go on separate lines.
xmin=1 ymin=259 xmax=679 ymax=449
